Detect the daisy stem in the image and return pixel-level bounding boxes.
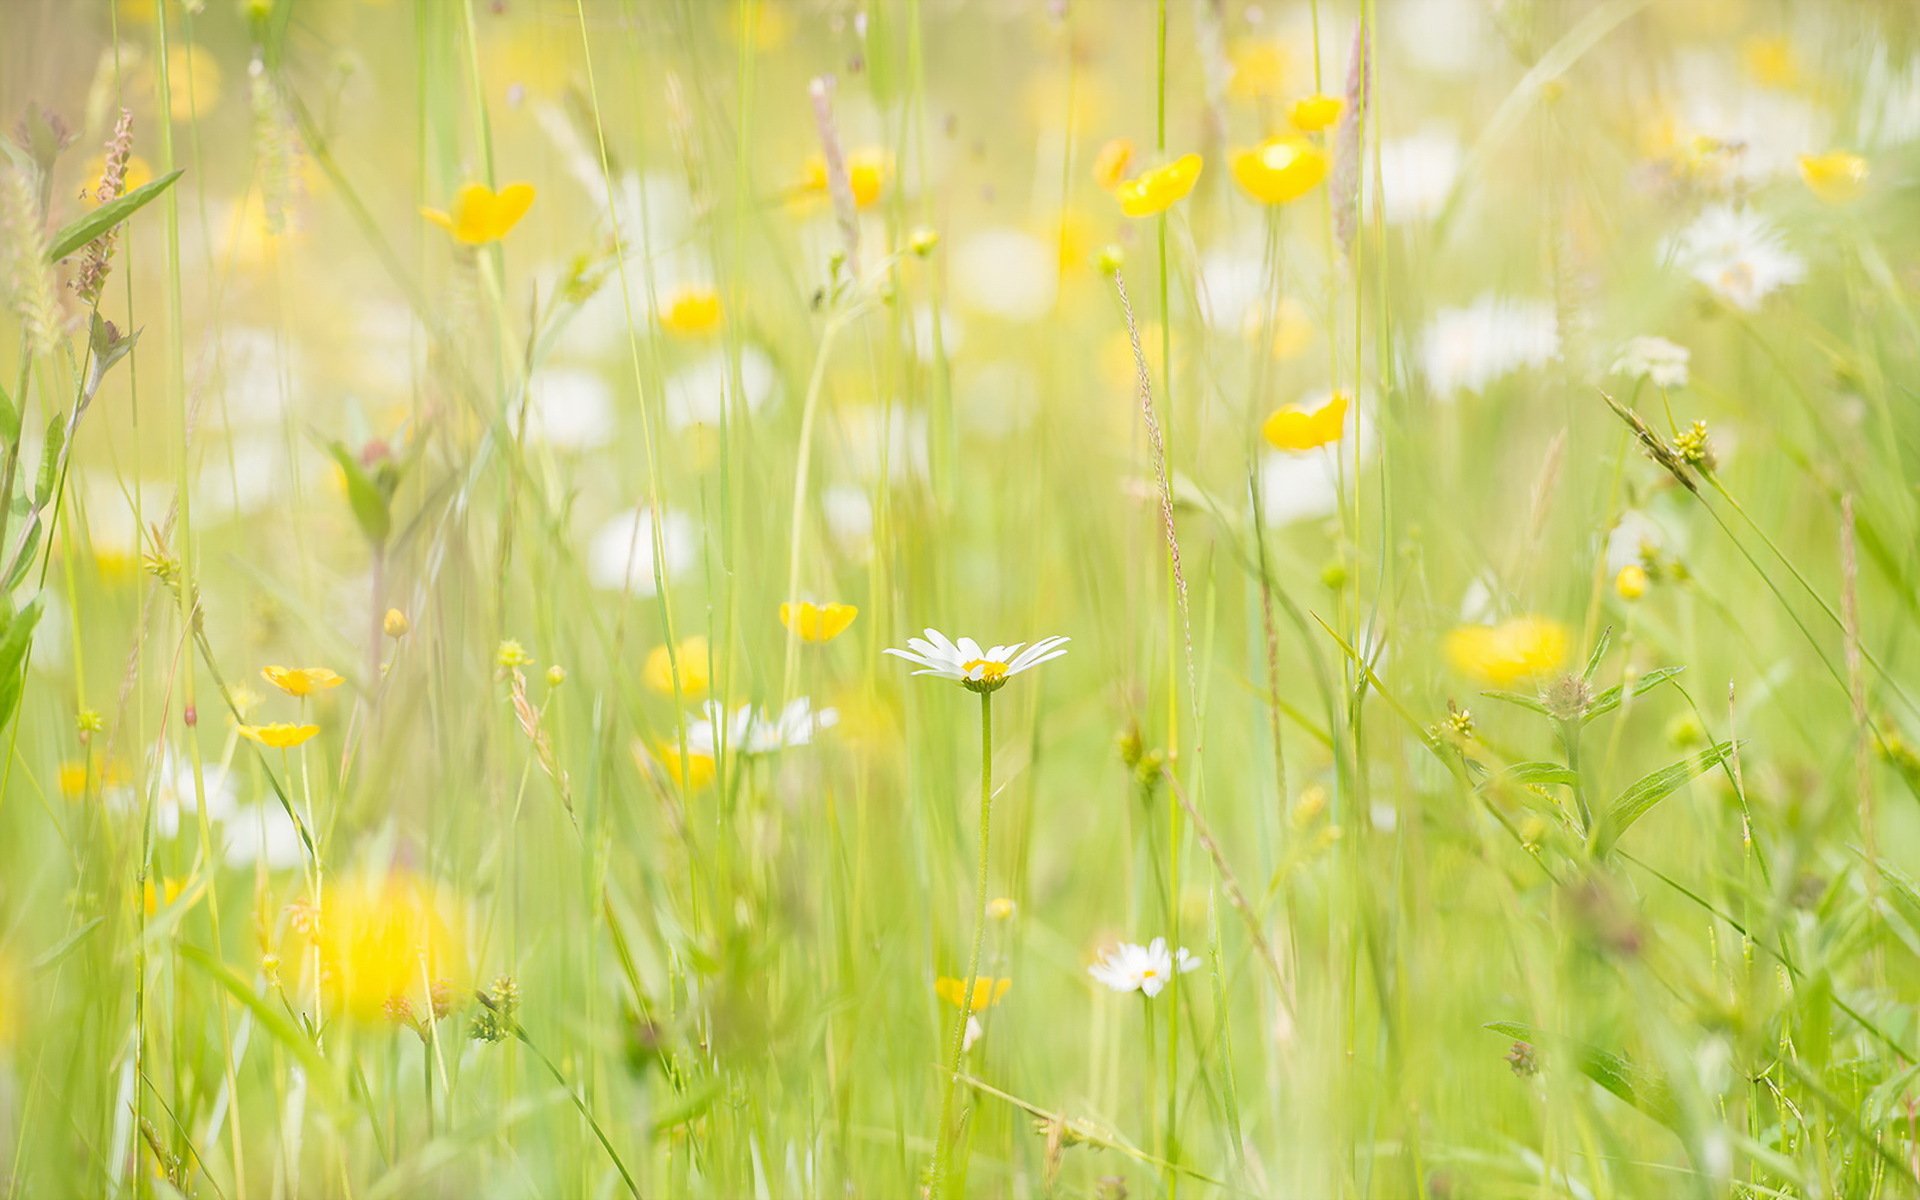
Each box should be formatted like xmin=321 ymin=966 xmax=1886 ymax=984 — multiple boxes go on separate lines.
xmin=930 ymin=690 xmax=992 ymax=1198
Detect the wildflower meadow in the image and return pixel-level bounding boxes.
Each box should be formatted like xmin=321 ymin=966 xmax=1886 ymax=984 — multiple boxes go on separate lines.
xmin=4 ymin=0 xmax=1920 ymax=1195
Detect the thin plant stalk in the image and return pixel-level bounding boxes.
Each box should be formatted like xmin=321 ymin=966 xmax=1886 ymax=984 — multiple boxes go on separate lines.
xmin=930 ymin=690 xmax=993 ymax=1198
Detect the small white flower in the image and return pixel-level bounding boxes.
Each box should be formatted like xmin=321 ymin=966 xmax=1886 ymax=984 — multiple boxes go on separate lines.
xmin=1419 ymin=294 xmax=1560 ymax=400
xmin=520 ymin=366 xmax=614 ymax=449
xmin=951 ymin=227 xmax=1057 ymax=322
xmin=222 ymin=803 xmax=306 ymax=870
xmin=1088 ymin=937 xmax=1200 ymax=998
xmin=1610 ymin=336 xmax=1691 ymax=389
xmin=663 ymin=346 xmax=779 ymax=432
xmin=1372 ymin=130 xmax=1462 ymax=225
xmin=1663 ymin=205 xmax=1804 ymax=312
xmin=883 ymin=628 xmax=1069 ymax=694
xmin=684 ymin=698 xmax=838 ymax=757
xmin=962 ymin=1015 xmax=984 ymax=1052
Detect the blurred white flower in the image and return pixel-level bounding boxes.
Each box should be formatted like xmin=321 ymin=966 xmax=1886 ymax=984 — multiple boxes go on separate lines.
xmin=1663 ymin=205 xmax=1804 ymax=312
xmin=837 ymin=404 xmax=928 ymax=482
xmin=686 ymin=698 xmax=838 ymax=757
xmin=587 ymin=507 xmax=698 ymax=595
xmin=1672 ymin=52 xmax=1828 ymax=182
xmin=1419 ymin=295 xmax=1559 ymax=400
xmin=222 ymin=803 xmax=306 ymax=870
xmin=207 ymin=327 xmax=303 ymax=429
xmin=821 ymin=484 xmax=875 ymax=556
xmin=951 ymin=228 xmax=1057 ymax=322
xmin=909 ymin=304 xmax=963 ymax=364
xmin=1088 ymin=937 xmax=1200 ymax=998
xmin=1392 ymin=0 xmax=1494 ymax=76
xmin=663 ymin=346 xmax=779 ymax=432
xmin=520 ymin=367 xmax=614 ymax=449
xmin=1373 ymin=130 xmax=1461 ymax=225
xmin=1610 ymin=336 xmax=1691 ymax=389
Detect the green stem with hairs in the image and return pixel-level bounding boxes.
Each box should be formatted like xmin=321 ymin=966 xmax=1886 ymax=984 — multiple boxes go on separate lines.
xmin=930 ymin=689 xmax=993 ymax=1198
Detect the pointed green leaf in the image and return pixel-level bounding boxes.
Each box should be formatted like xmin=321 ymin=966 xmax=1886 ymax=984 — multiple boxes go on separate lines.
xmin=1582 ymin=665 xmax=1686 ymax=724
xmin=1593 ymin=739 xmax=1735 ymax=855
xmin=33 ymin=412 xmax=63 ymax=508
xmin=0 ymin=595 xmax=42 ymax=728
xmin=1582 ymin=626 xmax=1613 ymax=680
xmin=328 ymin=442 xmax=392 ymax=545
xmin=0 ymin=378 xmax=17 ymax=444
xmin=1480 ymin=761 xmax=1580 ymax=791
xmin=47 ymin=169 xmax=184 ymax=263
xmin=1479 ymin=688 xmax=1551 ymax=717
xmin=177 ymin=942 xmax=337 ymax=1098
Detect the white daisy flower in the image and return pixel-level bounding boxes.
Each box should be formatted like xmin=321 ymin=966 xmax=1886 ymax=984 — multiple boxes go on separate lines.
xmin=685 ymin=698 xmax=838 ymax=757
xmin=1088 ymin=937 xmax=1201 ymax=998
xmin=1610 ymin=336 xmax=1691 ymax=389
xmin=1663 ymin=205 xmax=1804 ymax=312
xmin=1372 ymin=129 xmax=1462 ymax=225
xmin=883 ymin=628 xmax=1070 ymax=694
xmin=587 ymin=507 xmax=699 ymax=596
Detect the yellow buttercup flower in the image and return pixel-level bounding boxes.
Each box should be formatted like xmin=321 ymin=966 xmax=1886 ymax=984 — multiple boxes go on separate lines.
xmin=237 ymin=723 xmax=321 ymax=750
xmin=654 ymin=744 xmax=716 ymax=791
xmin=934 ymin=976 xmax=1011 ymax=1012
xmin=797 ymin=149 xmax=889 ymax=210
xmin=1116 ymin=154 xmax=1202 ymax=218
xmin=1443 ymin=617 xmax=1569 ymax=687
xmin=1231 ymin=137 xmax=1329 ymax=206
xmin=261 ymin=666 xmax=345 ymax=698
xmin=1615 ymin=564 xmax=1650 ymax=601
xmin=57 ymin=760 xmax=89 ymax=799
xmin=1262 ymin=392 xmax=1348 ymax=452
xmin=1741 ymin=35 xmax=1799 ymax=89
xmin=780 ymin=601 xmax=858 ymax=644
xmin=421 ymin=181 xmax=536 ymax=245
xmin=659 ymin=287 xmax=724 ymax=337
xmin=1092 ymin=138 xmax=1135 ymax=191
xmin=1798 ymin=151 xmax=1868 ymax=204
xmin=296 ymin=870 xmax=468 ymax=1023
xmin=643 ymin=636 xmax=711 ymax=698
xmin=143 ymin=877 xmax=188 ymax=916
xmin=1288 ymin=93 xmax=1344 ymax=133
xmin=1226 ymin=39 xmax=1288 ymax=102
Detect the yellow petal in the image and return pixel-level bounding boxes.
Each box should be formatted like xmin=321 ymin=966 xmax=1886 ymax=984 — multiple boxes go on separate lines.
xmin=1117 ymin=154 xmax=1203 ymax=218
xmin=1231 ymin=137 xmax=1329 ymax=206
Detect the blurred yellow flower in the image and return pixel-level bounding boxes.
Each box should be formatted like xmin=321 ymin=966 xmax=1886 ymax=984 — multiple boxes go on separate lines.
xmin=237 ymin=723 xmax=320 ymax=750
xmin=780 ymin=601 xmax=858 ymax=643
xmin=1231 ymin=137 xmax=1329 ymax=206
xmin=57 ymin=760 xmax=89 ymax=799
xmin=1615 ymin=564 xmax=1650 ymax=601
xmin=798 ymin=149 xmax=888 ymax=210
xmin=301 ymin=871 xmax=468 ymax=1023
xmin=421 ymin=182 xmax=536 ymax=245
xmin=1092 ymin=138 xmax=1135 ymax=191
xmin=1443 ymin=617 xmax=1569 ymax=687
xmin=934 ymin=975 xmax=1011 ymax=1012
xmin=145 ymin=46 xmax=223 ymax=120
xmin=643 ymin=636 xmax=711 ymax=697
xmin=1116 ymin=154 xmax=1203 ymax=218
xmin=143 ymin=877 xmax=188 ymax=916
xmin=82 ymin=153 xmax=153 ymax=205
xmin=1227 ymin=39 xmax=1288 ymax=101
xmin=1288 ymin=93 xmax=1344 ymax=133
xmin=986 ymin=897 xmax=1017 ymax=920
xmin=261 ymin=666 xmax=344 ymax=698
xmin=655 ymin=744 xmax=716 ymax=791
xmin=1262 ymin=392 xmax=1348 ymax=452
xmin=384 ymin=609 xmax=411 ymax=639
xmin=659 ymin=287 xmax=724 ymax=337
xmin=1798 ymin=151 xmax=1867 ymax=204
xmin=1741 ymin=35 xmax=1800 ymax=89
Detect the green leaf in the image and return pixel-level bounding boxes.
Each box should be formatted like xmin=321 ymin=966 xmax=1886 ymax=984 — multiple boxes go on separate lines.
xmin=33 ymin=412 xmax=63 ymax=508
xmin=1485 ymin=1020 xmax=1680 ymax=1130
xmin=30 ymin=915 xmax=102 ymax=972
xmin=1582 ymin=626 xmax=1613 ymax=680
xmin=46 ymin=169 xmax=184 ymax=263
xmin=2 ymin=513 xmax=41 ymax=593
xmin=1480 ymin=760 xmax=1580 ymax=790
xmin=1582 ymin=665 xmax=1686 ymax=724
xmin=0 ymin=378 xmax=17 ymax=444
xmin=0 ymin=595 xmax=42 ymax=729
xmin=1593 ymin=739 xmax=1735 ymax=855
xmin=328 ymin=442 xmax=392 ymax=545
xmin=1479 ymin=688 xmax=1551 ymax=717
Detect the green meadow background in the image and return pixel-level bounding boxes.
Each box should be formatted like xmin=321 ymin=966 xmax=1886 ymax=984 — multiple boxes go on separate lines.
xmin=3 ymin=0 xmax=1920 ymax=1196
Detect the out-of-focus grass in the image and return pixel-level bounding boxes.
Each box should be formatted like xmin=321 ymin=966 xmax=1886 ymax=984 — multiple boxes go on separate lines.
xmin=4 ymin=0 xmax=1920 ymax=1196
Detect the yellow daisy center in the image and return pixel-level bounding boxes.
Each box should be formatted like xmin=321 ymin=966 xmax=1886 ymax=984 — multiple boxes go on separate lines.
xmin=963 ymin=659 xmax=1009 ymax=683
